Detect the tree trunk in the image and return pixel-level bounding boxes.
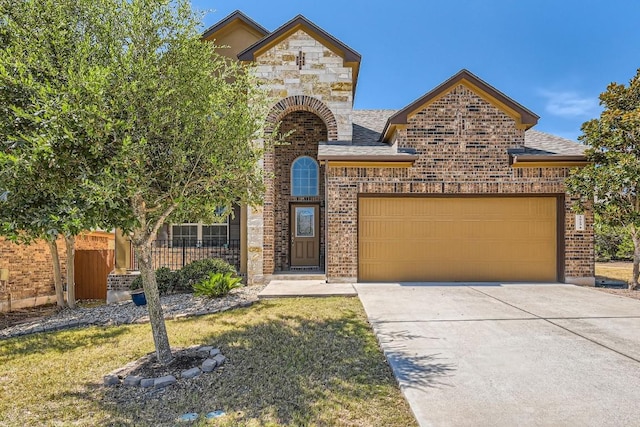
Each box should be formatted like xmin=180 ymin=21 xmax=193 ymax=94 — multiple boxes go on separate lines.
xmin=135 ymin=239 xmax=173 ymax=365
xmin=631 ymin=227 xmax=640 ymax=290
xmin=46 ymin=238 xmax=66 ymax=308
xmin=64 ymin=234 xmax=77 ymax=309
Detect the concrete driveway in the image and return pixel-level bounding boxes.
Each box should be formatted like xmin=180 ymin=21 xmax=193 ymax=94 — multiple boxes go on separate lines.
xmin=355 ymin=283 xmax=640 ymax=427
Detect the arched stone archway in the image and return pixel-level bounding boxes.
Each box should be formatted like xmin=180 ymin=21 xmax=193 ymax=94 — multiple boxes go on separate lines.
xmin=265 ymin=95 xmax=338 ymax=141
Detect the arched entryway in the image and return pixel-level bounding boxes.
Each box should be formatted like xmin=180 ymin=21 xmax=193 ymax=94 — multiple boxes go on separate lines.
xmin=265 ymin=95 xmax=338 ymax=141
xmin=271 ymin=110 xmax=327 ymax=272
xmin=261 ymin=96 xmax=336 ymax=275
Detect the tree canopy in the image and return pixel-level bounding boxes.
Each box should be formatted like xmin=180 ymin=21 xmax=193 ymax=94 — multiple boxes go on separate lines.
xmin=567 ymin=68 xmax=640 ymax=289
xmin=0 ymin=0 xmax=271 ymax=362
xmin=0 ymin=0 xmax=119 ymax=307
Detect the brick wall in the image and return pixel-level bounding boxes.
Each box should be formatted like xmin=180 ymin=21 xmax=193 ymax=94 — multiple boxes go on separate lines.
xmin=265 ymin=110 xmax=327 ymax=273
xmin=0 ymin=232 xmax=113 ymax=307
xmin=325 ymin=85 xmax=594 ymax=282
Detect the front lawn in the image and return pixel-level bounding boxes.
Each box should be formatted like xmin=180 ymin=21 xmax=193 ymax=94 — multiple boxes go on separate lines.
xmin=594 ymin=262 xmax=640 ymax=300
xmin=596 ymin=261 xmax=634 ymax=284
xmin=0 ymin=298 xmax=416 ymax=426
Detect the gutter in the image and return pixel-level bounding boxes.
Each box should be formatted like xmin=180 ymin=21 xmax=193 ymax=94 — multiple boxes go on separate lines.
xmin=317 ymin=154 xmax=419 ymax=162
xmin=510 ymin=153 xmax=589 ymax=167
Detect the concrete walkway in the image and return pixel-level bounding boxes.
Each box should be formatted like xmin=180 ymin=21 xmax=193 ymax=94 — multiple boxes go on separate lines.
xmin=258 ymin=280 xmax=357 ymax=298
xmin=356 ymin=283 xmax=640 ymax=427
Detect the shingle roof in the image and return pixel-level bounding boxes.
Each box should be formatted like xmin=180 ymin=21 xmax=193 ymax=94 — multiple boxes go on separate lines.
xmin=317 ymin=142 xmax=417 ymax=160
xmin=201 ymin=10 xmax=269 ymax=40
xmin=318 ymin=110 xmax=415 ymax=160
xmin=523 ymin=129 xmax=587 ymax=156
xmin=318 ymin=110 xmax=587 ymax=160
xmin=352 ymin=110 xmax=396 ymax=143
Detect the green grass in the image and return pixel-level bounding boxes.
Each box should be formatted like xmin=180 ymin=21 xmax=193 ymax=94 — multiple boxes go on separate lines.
xmin=0 ymin=298 xmax=417 ymax=426
xmin=596 ymin=261 xmax=633 ymax=284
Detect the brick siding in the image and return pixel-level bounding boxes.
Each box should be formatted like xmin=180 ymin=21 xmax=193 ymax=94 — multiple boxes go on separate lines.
xmin=326 ymin=85 xmax=594 ymax=282
xmin=0 ymin=232 xmax=113 ymax=306
xmin=264 ymin=111 xmax=327 ymax=273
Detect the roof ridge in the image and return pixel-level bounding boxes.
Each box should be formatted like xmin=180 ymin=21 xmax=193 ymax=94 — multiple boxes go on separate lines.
xmin=237 ymin=14 xmax=361 ymax=62
xmin=201 ymin=10 xmax=269 ymax=40
xmin=380 ymin=69 xmax=539 ymax=142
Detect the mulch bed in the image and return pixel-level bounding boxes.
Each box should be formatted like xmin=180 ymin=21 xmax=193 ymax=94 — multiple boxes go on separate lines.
xmin=106 ymin=346 xmax=226 ymax=405
xmin=0 ymin=303 xmax=60 ymax=330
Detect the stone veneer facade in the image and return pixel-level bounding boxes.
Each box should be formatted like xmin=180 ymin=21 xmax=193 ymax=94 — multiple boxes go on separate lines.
xmin=246 ymin=28 xmax=352 ymax=281
xmin=325 ymin=85 xmax=594 ymax=283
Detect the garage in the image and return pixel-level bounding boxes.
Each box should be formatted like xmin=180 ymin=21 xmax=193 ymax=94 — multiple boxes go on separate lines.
xmin=358 ymin=196 xmax=559 ymax=282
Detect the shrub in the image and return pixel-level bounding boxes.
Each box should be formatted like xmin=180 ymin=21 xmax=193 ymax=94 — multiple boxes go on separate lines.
xmin=176 ymin=258 xmax=237 ymax=292
xmin=193 ymin=272 xmax=243 ymax=298
xmin=129 ymin=267 xmax=179 ymax=295
xmin=129 ymin=276 xmax=141 ymax=291
xmin=595 ymin=219 xmax=633 ymax=262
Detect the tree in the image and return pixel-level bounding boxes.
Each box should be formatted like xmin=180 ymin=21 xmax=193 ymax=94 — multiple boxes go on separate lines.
xmin=567 ymin=68 xmax=640 ymax=290
xmin=103 ymin=1 xmax=269 ymax=364
xmin=0 ymin=0 xmax=116 ymax=308
xmin=4 ymin=0 xmax=270 ymax=364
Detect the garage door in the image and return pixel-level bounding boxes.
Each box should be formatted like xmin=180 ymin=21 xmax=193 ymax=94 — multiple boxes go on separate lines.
xmin=358 ymin=197 xmax=558 ymax=282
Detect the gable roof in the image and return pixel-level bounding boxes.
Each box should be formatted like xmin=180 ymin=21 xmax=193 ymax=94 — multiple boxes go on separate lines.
xmin=319 ymin=110 xmax=586 ymax=164
xmin=380 ymin=69 xmax=540 ymax=142
xmin=201 ymin=10 xmax=269 ymax=40
xmin=237 ymin=14 xmax=361 ymax=63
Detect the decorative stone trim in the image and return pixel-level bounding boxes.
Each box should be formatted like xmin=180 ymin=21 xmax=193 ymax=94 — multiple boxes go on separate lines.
xmin=265 ymin=95 xmax=338 ymax=141
xmin=103 ymin=345 xmax=227 ymax=388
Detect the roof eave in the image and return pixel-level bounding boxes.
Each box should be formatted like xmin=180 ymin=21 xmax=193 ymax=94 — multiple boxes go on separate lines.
xmin=237 ymin=15 xmax=361 ymax=63
xmin=380 ymin=69 xmax=540 ymax=142
xmin=317 ymin=154 xmax=419 ymax=162
xmin=201 ymin=10 xmax=269 ymax=41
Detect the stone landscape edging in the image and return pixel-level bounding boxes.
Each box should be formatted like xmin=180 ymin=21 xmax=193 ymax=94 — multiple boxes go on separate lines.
xmin=103 ymin=344 xmax=228 ymax=389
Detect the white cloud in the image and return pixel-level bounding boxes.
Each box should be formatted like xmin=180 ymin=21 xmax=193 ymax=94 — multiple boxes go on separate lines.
xmin=538 ymin=90 xmax=599 ymax=118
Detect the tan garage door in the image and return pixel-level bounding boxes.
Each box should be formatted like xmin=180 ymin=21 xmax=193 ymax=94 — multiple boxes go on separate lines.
xmin=358 ymin=197 xmax=558 ymax=282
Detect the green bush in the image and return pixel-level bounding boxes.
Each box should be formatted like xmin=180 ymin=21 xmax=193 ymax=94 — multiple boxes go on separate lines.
xmin=129 ymin=267 xmax=179 ymax=295
xmin=176 ymin=258 xmax=237 ymax=292
xmin=129 ymin=276 xmax=142 ymax=291
xmin=595 ymin=220 xmax=633 ymax=262
xmin=193 ymin=272 xmax=243 ymax=298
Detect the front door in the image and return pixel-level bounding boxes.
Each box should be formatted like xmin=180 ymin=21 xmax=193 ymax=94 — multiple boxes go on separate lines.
xmin=291 ymin=203 xmax=320 ymax=267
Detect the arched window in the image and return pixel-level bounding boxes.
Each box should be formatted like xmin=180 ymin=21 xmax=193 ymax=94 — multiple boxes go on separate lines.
xmin=291 ymin=156 xmax=319 ymax=196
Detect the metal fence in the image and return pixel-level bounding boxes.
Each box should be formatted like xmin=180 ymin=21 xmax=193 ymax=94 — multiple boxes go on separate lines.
xmin=130 ymin=239 xmax=241 ymax=272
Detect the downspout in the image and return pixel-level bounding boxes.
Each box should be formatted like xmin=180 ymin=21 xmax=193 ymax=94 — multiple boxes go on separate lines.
xmin=324 ymin=159 xmax=329 ymax=282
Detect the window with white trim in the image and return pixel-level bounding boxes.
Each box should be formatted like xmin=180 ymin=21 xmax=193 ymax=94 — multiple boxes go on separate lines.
xmin=171 ymin=218 xmax=229 ymax=247
xmin=291 ymin=156 xmax=319 ymax=196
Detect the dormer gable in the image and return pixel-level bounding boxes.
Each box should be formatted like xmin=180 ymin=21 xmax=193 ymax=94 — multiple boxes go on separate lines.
xmin=381 ymin=69 xmax=539 ymax=142
xmin=238 ymin=15 xmax=361 ymax=95
xmin=201 ymin=10 xmax=269 ymax=60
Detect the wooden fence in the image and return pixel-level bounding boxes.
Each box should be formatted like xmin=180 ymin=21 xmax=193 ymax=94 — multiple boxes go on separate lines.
xmin=74 ymin=249 xmax=114 ymax=300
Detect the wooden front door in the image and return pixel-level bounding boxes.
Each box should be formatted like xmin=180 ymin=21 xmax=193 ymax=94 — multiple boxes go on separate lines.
xmin=291 ymin=203 xmax=320 ymax=267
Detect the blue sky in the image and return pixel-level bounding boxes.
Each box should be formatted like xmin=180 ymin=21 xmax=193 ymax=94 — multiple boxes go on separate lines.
xmin=192 ymin=0 xmax=640 ymax=141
